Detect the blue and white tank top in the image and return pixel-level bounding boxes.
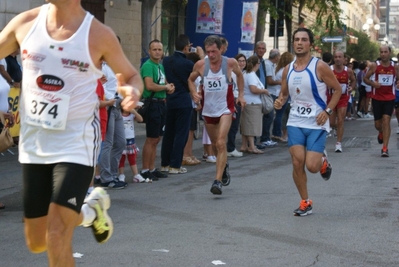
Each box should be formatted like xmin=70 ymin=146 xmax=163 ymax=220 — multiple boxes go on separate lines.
xmin=286 ymin=57 xmax=329 ymax=132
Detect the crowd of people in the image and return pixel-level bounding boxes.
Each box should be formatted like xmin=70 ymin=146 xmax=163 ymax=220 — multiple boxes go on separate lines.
xmin=1 ymin=1 xmax=399 ymax=266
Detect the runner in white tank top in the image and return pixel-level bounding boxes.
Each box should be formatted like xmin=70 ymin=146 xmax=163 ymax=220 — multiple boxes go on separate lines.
xmin=20 ymin=6 xmax=102 ymax=166
xmin=0 ymin=2 xmax=143 ymax=265
xmin=188 ymin=35 xmax=246 ymax=195
xmin=274 ymin=28 xmax=342 ymax=217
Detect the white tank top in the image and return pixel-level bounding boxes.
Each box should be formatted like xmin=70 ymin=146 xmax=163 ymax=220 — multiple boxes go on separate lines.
xmin=202 ymin=57 xmax=234 ymax=117
xmin=19 ymin=4 xmax=103 ymax=166
xmin=286 ymin=57 xmax=329 ymax=132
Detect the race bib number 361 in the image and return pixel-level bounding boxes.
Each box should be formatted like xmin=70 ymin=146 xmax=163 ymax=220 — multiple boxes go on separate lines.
xmin=25 ymin=89 xmax=70 ymax=130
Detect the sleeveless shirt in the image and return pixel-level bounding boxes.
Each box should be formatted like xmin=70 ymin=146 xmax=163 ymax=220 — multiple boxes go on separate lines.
xmin=372 ymin=60 xmax=396 ymax=101
xmin=286 ymin=57 xmax=329 ymax=132
xmin=202 ymin=56 xmax=235 ymax=117
xmin=330 ymin=65 xmax=349 ymax=95
xmin=19 ymin=4 xmax=103 ymax=166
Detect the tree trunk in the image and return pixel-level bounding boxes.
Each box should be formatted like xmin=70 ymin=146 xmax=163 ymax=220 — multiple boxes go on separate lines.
xmin=255 ymin=8 xmax=267 ymax=45
xmin=141 ymin=0 xmax=158 ymax=59
xmin=284 ymin=1 xmax=293 ymax=53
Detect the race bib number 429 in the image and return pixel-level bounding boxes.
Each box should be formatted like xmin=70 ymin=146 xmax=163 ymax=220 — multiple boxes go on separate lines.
xmin=25 ymin=89 xmax=70 ymax=130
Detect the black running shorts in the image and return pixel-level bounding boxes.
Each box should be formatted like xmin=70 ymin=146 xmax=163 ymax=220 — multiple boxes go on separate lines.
xmin=371 ymin=99 xmax=394 ymax=121
xmin=22 ymin=163 xmax=94 ymax=218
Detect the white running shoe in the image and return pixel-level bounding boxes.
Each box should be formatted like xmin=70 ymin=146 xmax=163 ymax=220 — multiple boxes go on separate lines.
xmin=133 ymin=174 xmax=145 ymax=183
xmin=335 ymin=142 xmax=342 ymax=153
xmin=84 ymin=187 xmax=113 ymax=244
xmin=364 ymin=113 xmax=373 ymax=118
xmin=227 ymin=149 xmax=243 ymax=157
xmin=206 ymin=155 xmax=217 ymax=163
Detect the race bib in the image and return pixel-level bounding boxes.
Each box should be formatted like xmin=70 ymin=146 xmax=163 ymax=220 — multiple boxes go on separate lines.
xmin=204 ymin=76 xmax=227 ymax=92
xmin=291 ymin=101 xmax=316 ymax=118
xmin=25 ymin=89 xmax=70 ymax=130
xmin=378 ymin=74 xmax=393 ymax=86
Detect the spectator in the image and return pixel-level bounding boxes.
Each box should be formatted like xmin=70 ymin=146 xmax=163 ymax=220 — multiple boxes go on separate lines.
xmin=161 ymin=34 xmax=198 ymax=174
xmin=118 ymin=107 xmax=147 ymax=183
xmin=99 ymin=61 xmax=128 ymax=189
xmin=240 ymin=55 xmax=269 ymax=154
xmin=271 ymin=52 xmax=294 ymax=142
xmin=141 ymin=39 xmax=175 ymax=179
xmin=254 ymin=41 xmax=277 ymax=148
xmin=182 ymin=52 xmax=202 ymax=166
xmin=227 ymin=53 xmax=247 ymax=157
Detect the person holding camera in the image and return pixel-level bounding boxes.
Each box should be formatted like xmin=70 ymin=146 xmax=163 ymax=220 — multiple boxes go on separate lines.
xmin=98 ymin=61 xmax=129 ymax=189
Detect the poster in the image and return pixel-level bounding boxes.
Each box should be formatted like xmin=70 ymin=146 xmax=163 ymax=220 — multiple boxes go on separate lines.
xmin=196 ymin=0 xmax=224 ymax=34
xmin=8 ymin=87 xmax=20 ymax=137
xmin=241 ymin=2 xmax=258 ymax=43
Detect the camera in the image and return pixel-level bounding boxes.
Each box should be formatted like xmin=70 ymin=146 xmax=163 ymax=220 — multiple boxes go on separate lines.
xmin=190 ymin=47 xmax=197 ymax=53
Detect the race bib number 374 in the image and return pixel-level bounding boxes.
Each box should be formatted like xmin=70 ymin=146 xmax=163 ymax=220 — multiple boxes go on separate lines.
xmin=25 ymin=89 xmax=70 ymax=130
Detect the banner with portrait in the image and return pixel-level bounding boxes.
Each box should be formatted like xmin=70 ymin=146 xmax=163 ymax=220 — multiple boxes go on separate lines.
xmin=196 ymin=0 xmax=224 ymax=34
xmin=240 ymin=2 xmax=258 ymax=43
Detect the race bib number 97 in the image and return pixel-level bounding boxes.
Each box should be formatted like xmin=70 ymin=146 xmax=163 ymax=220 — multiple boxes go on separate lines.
xmin=25 ymin=89 xmax=70 ymax=130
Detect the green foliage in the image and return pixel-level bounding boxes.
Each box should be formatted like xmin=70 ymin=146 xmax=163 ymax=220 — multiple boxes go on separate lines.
xmin=309 ymin=21 xmax=379 ymax=61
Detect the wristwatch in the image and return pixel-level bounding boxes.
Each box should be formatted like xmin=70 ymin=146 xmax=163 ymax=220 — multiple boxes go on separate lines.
xmin=324 ymin=108 xmax=333 ymax=116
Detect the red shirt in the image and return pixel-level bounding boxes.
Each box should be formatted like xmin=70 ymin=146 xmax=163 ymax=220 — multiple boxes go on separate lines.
xmin=372 ymin=61 xmax=396 ymax=101
xmin=96 ymin=80 xmax=108 ymax=140
xmin=330 ymin=66 xmax=349 ymax=96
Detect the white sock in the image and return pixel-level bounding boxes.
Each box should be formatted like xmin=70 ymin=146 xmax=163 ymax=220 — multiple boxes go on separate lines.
xmin=141 ymin=169 xmax=149 ymax=173
xmin=80 ymin=204 xmax=96 ymax=226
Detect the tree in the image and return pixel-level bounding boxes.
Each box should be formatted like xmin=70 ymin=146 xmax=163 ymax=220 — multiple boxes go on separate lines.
xmin=256 ymin=0 xmax=347 ymax=51
xmin=140 ymin=0 xmax=158 ymax=59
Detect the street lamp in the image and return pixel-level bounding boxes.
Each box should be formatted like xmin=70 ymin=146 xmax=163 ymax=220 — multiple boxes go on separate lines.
xmin=362 ymin=18 xmax=380 ymax=31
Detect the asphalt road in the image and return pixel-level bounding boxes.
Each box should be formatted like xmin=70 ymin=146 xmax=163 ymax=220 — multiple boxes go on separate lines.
xmin=0 ymin=116 xmax=399 ymax=267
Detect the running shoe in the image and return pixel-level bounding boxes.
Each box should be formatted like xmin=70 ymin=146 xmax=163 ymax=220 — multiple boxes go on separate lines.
xmin=396 ymin=127 xmax=399 ymax=134
xmin=151 ymin=169 xmax=168 ymax=178
xmin=320 ymin=150 xmax=332 ymax=181
xmin=227 ymin=149 xmax=243 ymax=157
xmin=262 ymin=140 xmax=277 ymax=147
xmin=364 ymin=113 xmax=373 ymax=118
xmin=377 ymin=132 xmax=383 ymax=144
xmin=133 ymin=174 xmax=146 ymax=183
xmin=84 ymin=187 xmax=113 ymax=243
xmin=210 ymin=180 xmax=222 ymax=195
xmin=141 ymin=171 xmax=158 ymax=181
xmin=293 ymin=199 xmax=313 ymax=216
xmin=221 ymin=163 xmax=230 ymax=186
xmin=206 ymin=155 xmax=217 ymax=163
xmin=100 ymin=179 xmax=127 ymax=189
xmin=381 ymin=148 xmax=389 ymax=157
xmin=335 ymin=142 xmax=342 ymax=153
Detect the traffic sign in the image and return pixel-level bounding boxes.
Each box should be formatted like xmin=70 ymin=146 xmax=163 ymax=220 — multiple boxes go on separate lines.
xmin=322 ymin=36 xmax=343 ymax=43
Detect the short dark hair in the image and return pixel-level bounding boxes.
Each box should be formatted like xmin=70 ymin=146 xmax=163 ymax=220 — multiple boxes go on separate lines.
xmin=204 ymin=35 xmax=222 ymax=49
xmin=186 ymin=52 xmax=201 ymax=64
xmin=292 ymin=28 xmax=314 ymax=45
xmin=322 ymin=52 xmax=333 ymax=63
xmin=175 ymin=34 xmax=190 ymax=51
xmin=149 ymin=39 xmax=161 ymax=48
xmin=359 ymin=62 xmax=367 ymax=70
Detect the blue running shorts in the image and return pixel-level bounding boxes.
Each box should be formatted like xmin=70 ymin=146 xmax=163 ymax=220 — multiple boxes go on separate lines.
xmin=287 ymin=126 xmax=327 ymax=153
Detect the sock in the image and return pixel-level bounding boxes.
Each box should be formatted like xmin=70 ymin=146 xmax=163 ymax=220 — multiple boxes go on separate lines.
xmin=382 ymin=145 xmax=387 ymax=150
xmin=141 ymin=169 xmax=149 ymax=173
xmin=94 ymin=175 xmax=100 ymax=180
xmin=80 ymin=204 xmax=96 ymax=226
xmin=150 ymin=168 xmax=156 ymax=172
